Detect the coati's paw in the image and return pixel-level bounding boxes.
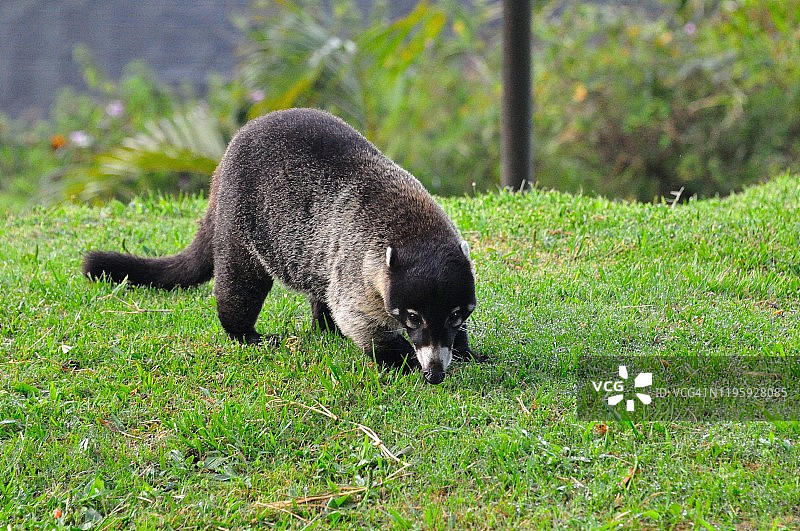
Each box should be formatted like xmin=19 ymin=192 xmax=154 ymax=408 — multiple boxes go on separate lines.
xmin=230 ymin=331 xmax=262 ymax=345
xmin=230 ymin=331 xmax=279 ymax=346
xmin=310 ymin=300 xmax=341 ymax=335
xmin=370 ymin=335 xmax=418 ymax=373
xmin=401 ymin=353 xmax=421 ymax=374
xmin=374 ymin=352 xmax=419 ymax=373
xmin=453 ymin=347 xmax=488 ymax=363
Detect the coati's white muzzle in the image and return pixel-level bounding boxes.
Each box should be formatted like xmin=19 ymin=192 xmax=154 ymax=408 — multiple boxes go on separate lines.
xmin=415 ymin=345 xmax=452 ymax=384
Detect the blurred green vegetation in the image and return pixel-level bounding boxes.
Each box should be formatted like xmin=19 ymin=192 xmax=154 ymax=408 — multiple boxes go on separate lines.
xmin=535 ymin=0 xmax=800 ymax=200
xmin=1 ymin=0 xmax=799 ymax=210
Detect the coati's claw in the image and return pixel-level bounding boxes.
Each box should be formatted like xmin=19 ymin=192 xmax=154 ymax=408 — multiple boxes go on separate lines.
xmin=230 ymin=331 xmax=263 ymax=345
xmin=231 ymin=331 xmax=280 ymax=346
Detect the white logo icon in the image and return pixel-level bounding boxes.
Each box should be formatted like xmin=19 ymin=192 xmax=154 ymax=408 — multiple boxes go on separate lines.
xmin=607 ymin=365 xmax=652 ymax=411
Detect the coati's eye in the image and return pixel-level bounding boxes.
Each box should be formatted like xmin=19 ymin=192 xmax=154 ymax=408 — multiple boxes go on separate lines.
xmin=448 ymin=310 xmax=465 ymax=329
xmin=405 ymin=310 xmax=422 ymax=329
xmin=448 ymin=307 xmax=472 ymax=329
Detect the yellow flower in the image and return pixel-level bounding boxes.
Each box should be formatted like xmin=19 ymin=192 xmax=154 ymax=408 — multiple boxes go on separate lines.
xmin=453 ymin=19 xmax=466 ymax=38
xmin=573 ymin=84 xmax=588 ymax=103
xmin=658 ymin=32 xmax=673 ymax=46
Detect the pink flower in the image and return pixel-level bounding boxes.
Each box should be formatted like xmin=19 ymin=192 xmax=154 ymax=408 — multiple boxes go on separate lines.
xmin=249 ymin=89 xmax=266 ymax=103
xmin=106 ymin=100 xmax=125 ymax=117
xmin=684 ymin=22 xmax=696 ymax=36
xmin=69 ymin=130 xmax=92 ymax=148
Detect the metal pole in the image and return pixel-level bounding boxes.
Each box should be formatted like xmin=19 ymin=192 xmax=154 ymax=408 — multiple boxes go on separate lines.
xmin=501 ymin=0 xmax=532 ymax=191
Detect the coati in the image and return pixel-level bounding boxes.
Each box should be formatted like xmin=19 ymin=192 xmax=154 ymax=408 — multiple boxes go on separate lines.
xmin=83 ymin=108 xmax=480 ymax=384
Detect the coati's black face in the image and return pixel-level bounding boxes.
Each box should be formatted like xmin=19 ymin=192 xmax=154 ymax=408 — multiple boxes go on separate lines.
xmin=384 ymin=242 xmax=476 ymax=384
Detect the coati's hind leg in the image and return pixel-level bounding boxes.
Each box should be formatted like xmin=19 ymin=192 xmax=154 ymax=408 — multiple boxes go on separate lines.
xmin=214 ymin=241 xmax=273 ymax=345
xmin=452 ymin=325 xmax=487 ymax=363
xmin=310 ymin=298 xmax=341 ymax=335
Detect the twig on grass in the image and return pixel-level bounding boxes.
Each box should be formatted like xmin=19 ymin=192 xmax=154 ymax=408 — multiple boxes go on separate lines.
xmin=642 ymin=491 xmax=666 ymax=505
xmin=117 ymin=429 xmax=143 ymax=440
xmin=610 ymin=510 xmax=632 ymax=523
xmin=516 ymin=394 xmax=532 ymax=415
xmin=669 ymin=186 xmax=685 ymax=207
xmin=258 ymin=393 xmax=412 ymax=515
xmin=258 ymin=485 xmax=366 ymax=511
xmin=357 ymin=423 xmax=400 ymax=462
xmin=264 ymin=394 xmax=340 ymax=421
xmin=265 ymin=394 xmax=404 ymax=461
xmin=29 ymin=326 xmax=55 ymax=350
xmin=99 ymin=294 xmax=172 ymax=314
xmin=266 ymin=503 xmax=310 ymax=524
xmin=257 ymin=462 xmax=412 ymax=512
xmin=264 ymin=394 xmax=403 ymax=464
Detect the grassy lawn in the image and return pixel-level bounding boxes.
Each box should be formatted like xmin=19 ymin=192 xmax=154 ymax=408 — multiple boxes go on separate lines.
xmin=1 ymin=175 xmax=799 ymax=528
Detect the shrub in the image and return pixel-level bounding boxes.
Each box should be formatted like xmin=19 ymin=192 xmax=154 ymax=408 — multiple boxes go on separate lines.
xmin=4 ymin=0 xmax=800 ymax=208
xmin=236 ymin=0 xmax=501 ymax=195
xmin=0 ymin=47 xmax=184 ymax=208
xmin=534 ymin=0 xmax=800 ymax=201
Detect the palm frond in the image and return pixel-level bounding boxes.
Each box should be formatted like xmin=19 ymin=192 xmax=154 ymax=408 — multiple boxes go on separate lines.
xmin=99 ymin=106 xmax=225 ymax=177
xmin=61 ymin=106 xmax=226 ymax=202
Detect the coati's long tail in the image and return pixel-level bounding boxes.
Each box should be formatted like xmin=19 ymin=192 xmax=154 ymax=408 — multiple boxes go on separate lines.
xmin=82 ymin=213 xmax=214 ymax=290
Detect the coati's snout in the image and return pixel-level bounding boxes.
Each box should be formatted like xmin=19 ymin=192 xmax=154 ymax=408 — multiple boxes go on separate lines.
xmin=416 ymin=346 xmax=451 ymax=384
xmin=384 ymin=242 xmax=476 ymax=384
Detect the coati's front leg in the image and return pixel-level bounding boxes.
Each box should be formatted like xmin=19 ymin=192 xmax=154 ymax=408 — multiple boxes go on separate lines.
xmin=371 ymin=332 xmax=420 ymax=373
xmin=452 ymin=325 xmax=487 ymax=363
xmin=326 ymin=275 xmax=417 ymax=371
xmin=214 ymin=239 xmax=273 ymax=345
xmin=310 ymin=298 xmax=341 ymax=335
xmin=328 ymin=300 xmax=418 ymax=372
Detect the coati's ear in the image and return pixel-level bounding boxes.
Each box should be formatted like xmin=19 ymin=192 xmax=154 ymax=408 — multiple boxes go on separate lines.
xmin=385 ymin=246 xmax=398 ymax=268
xmin=460 ymin=241 xmax=470 ymax=259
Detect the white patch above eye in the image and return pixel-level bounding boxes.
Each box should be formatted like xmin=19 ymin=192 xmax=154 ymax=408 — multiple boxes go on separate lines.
xmin=385 ymin=246 xmax=393 ymax=267
xmin=405 ymin=309 xmax=423 ymax=328
xmin=390 ymin=308 xmax=401 ymax=316
xmin=460 ymin=240 xmax=470 ymax=258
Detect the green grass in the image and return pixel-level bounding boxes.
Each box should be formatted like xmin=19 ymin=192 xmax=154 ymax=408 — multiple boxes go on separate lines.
xmin=1 ymin=175 xmax=799 ymax=528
